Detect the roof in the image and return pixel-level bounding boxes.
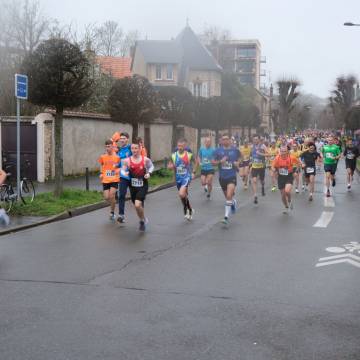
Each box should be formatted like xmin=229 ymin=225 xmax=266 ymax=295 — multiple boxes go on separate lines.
xmin=136 ymin=40 xmax=182 ymax=64
xmin=96 ymin=56 xmax=132 ymax=79
xmin=176 ymin=26 xmax=222 ymax=72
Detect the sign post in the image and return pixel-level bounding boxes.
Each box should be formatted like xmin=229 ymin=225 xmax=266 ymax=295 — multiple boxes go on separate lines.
xmin=14 ymin=74 xmax=28 ymax=198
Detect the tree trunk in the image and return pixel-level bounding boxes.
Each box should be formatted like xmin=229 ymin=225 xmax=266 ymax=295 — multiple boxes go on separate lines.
xmin=248 ymin=126 xmax=252 ymax=139
xmin=54 ymin=105 xmax=64 ymax=197
xmin=215 ymin=129 xmax=219 ymax=146
xmin=132 ymin=123 xmax=139 ymax=143
xmin=196 ymin=127 xmax=201 ymax=152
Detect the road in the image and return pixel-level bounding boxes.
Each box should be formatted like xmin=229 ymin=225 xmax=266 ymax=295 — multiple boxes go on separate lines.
xmin=0 ymin=162 xmax=359 ymax=360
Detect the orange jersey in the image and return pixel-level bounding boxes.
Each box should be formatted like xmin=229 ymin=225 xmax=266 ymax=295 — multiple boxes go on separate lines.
xmin=140 ymin=146 xmax=148 ymax=157
xmin=98 ymin=154 xmax=120 ymax=183
xmin=272 ymin=154 xmax=299 ymax=173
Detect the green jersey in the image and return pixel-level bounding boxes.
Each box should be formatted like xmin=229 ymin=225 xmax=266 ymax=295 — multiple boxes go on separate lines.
xmin=322 ymin=144 xmax=341 ymax=165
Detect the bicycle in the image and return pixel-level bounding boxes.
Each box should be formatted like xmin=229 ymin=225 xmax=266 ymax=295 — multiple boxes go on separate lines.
xmin=0 ymin=161 xmax=36 ymax=213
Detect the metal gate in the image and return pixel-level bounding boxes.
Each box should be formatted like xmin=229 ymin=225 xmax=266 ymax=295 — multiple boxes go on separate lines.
xmin=1 ymin=122 xmax=37 ymax=180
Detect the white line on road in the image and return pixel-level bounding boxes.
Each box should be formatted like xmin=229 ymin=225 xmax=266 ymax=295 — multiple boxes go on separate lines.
xmin=318 ymin=253 xmax=360 ymax=262
xmin=324 ymin=197 xmax=335 ymax=208
xmin=316 ymin=259 xmax=360 ymax=268
xmin=313 ymin=211 xmax=334 ymax=228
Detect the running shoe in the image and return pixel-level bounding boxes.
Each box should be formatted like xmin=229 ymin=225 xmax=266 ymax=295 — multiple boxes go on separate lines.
xmin=206 ymin=193 xmax=211 ymax=199
xmin=347 ymin=184 xmax=351 ymax=190
xmin=244 ymin=184 xmax=248 ymax=190
xmin=289 ymin=201 xmax=294 ymax=210
xmin=254 ymin=196 xmax=258 ymax=204
xmin=309 ymin=194 xmax=313 ymax=201
xmin=231 ymin=199 xmax=237 ymax=214
xmin=0 ymin=209 xmax=10 ymax=226
xmin=302 ymin=185 xmax=305 ymax=191
xmin=295 ymin=188 xmax=299 ymax=194
xmin=283 ymin=207 xmax=289 ymax=215
xmin=204 ymin=185 xmax=208 ymax=193
xmin=139 ymin=218 xmax=148 ymax=231
xmin=188 ymin=208 xmax=194 ymax=220
xmin=117 ymin=215 xmax=125 ymax=223
xmin=326 ymin=189 xmax=331 ymax=197
xmin=332 ymin=178 xmax=336 ymax=187
xmin=271 ymin=186 xmax=276 ymax=192
xmin=109 ymin=213 xmax=116 ymax=221
xmin=221 ymin=217 xmax=229 ymax=225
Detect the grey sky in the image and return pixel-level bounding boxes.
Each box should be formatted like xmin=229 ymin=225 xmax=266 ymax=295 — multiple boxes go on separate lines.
xmin=42 ymin=0 xmax=360 ymax=98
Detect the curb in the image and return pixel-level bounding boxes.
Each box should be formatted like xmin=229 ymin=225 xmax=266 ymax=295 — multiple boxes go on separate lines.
xmin=0 ymin=180 xmax=178 ymax=237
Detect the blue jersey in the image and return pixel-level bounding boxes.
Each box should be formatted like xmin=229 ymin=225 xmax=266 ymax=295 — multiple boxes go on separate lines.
xmin=198 ymin=147 xmax=215 ymax=171
xmin=172 ymin=151 xmax=193 ymax=182
xmin=214 ymin=147 xmax=240 ymax=179
xmin=117 ymin=144 xmax=132 ymax=180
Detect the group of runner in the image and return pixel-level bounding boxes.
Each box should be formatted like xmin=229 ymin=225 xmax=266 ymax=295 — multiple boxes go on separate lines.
xmin=97 ymin=130 xmax=359 ymax=230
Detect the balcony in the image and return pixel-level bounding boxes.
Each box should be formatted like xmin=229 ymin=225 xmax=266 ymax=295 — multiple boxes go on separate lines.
xmin=260 ymin=56 xmax=266 ymax=63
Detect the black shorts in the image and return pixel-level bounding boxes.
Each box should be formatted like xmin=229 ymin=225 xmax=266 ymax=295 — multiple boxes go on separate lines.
xmin=278 ymin=173 xmax=294 ymax=190
xmin=345 ymin=160 xmax=356 ymax=172
xmin=219 ymin=177 xmax=237 ymax=192
xmin=201 ymin=169 xmax=215 ymax=176
xmin=103 ymin=182 xmax=119 ymax=191
xmin=251 ymin=167 xmax=265 ymax=181
xmin=324 ymin=164 xmax=337 ymax=175
xmin=130 ymin=180 xmax=149 ymax=203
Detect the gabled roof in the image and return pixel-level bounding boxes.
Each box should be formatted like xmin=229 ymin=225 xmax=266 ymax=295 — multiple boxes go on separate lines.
xmin=136 ymin=40 xmax=182 ymax=64
xmin=96 ymin=56 xmax=132 ymax=78
xmin=176 ymin=26 xmax=222 ymax=72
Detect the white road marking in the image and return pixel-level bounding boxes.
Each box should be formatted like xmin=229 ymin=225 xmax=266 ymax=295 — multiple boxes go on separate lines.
xmin=316 ymin=259 xmax=360 ymax=268
xmin=318 ymin=253 xmax=360 ymax=262
xmin=324 ymin=197 xmax=335 ymax=208
xmin=313 ymin=211 xmax=334 ymax=228
xmin=326 ymin=246 xmax=346 ymax=253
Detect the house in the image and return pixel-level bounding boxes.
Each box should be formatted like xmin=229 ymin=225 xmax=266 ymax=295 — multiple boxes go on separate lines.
xmin=131 ymin=26 xmax=222 ymax=97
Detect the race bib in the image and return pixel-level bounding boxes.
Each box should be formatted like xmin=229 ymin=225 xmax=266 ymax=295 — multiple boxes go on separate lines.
xmin=105 ymin=170 xmax=115 ymax=177
xmin=221 ymin=161 xmax=233 ymax=170
xmin=346 ymin=153 xmax=355 ymax=160
xmin=176 ymin=166 xmax=187 ymax=176
xmin=202 ymin=158 xmax=210 ymax=164
xmin=279 ymin=168 xmax=289 ymax=176
xmin=131 ymin=178 xmax=143 ymax=187
xmin=325 ymin=152 xmax=334 ymax=159
xmin=306 ymin=167 xmax=314 ymax=174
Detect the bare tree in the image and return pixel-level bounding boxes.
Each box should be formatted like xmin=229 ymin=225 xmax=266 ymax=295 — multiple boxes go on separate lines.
xmin=96 ymin=21 xmax=124 ymax=56
xmin=200 ymin=24 xmax=231 ymax=45
xmin=119 ymin=30 xmax=140 ymax=57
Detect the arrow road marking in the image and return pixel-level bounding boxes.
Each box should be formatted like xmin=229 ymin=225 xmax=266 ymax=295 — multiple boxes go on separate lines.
xmin=318 ymin=253 xmax=360 ymax=262
xmin=324 ymin=197 xmax=335 ymax=208
xmin=313 ymin=211 xmax=334 ymax=228
xmin=316 ymin=259 xmax=360 ymax=268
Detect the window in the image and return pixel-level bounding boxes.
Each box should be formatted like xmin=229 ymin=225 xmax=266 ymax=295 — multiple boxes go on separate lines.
xmin=239 ymin=74 xmax=255 ymax=86
xmin=194 ymin=83 xmax=202 ymax=97
xmin=155 ymin=64 xmax=162 ymax=80
xmin=166 ymin=64 xmax=173 ymax=80
xmin=237 ymin=60 xmax=255 ymax=73
xmin=191 ymin=82 xmax=209 ymax=97
xmin=237 ymin=47 xmax=257 ymax=58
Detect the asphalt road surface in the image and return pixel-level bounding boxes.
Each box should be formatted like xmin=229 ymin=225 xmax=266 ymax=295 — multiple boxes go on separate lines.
xmin=1 ymin=162 xmax=359 ymax=360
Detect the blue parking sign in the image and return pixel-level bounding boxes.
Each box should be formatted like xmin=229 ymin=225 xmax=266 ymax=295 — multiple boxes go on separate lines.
xmin=15 ymin=74 xmax=28 ymax=100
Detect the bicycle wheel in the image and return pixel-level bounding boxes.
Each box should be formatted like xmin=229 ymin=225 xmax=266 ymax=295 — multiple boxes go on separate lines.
xmin=20 ymin=178 xmax=36 ymax=204
xmin=0 ymin=185 xmax=15 ymax=213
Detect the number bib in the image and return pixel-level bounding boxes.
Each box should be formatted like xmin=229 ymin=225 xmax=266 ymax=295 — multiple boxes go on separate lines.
xmin=346 ymin=153 xmax=355 ymax=160
xmin=306 ymin=167 xmax=314 ymax=174
xmin=252 ymin=158 xmax=264 ymax=169
xmin=279 ymin=168 xmax=289 ymax=176
xmin=106 ymin=170 xmax=115 ymax=177
xmin=221 ymin=161 xmax=233 ymax=170
xmin=325 ymin=152 xmax=334 ymax=159
xmin=176 ymin=166 xmax=187 ymax=176
xmin=202 ymin=158 xmax=210 ymax=165
xmin=131 ymin=178 xmax=144 ymax=187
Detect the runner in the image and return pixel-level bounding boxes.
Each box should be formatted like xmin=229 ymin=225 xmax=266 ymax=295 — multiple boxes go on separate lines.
xmin=196 ymin=137 xmax=215 ymax=199
xmin=135 ymin=137 xmax=148 ymax=157
xmin=272 ymin=146 xmax=299 ymax=214
xmin=0 ymin=168 xmax=10 ymax=226
xmin=300 ymin=142 xmax=321 ymax=201
xmin=290 ymin=143 xmax=302 ymax=193
xmin=169 ymin=138 xmax=195 ymax=220
xmin=213 ymin=134 xmax=241 ymax=225
xmin=250 ymin=135 xmax=267 ymax=204
xmin=239 ymin=139 xmax=251 ymax=190
xmin=322 ymin=136 xmax=342 ymax=197
xmin=121 ymin=143 xmax=154 ymax=231
xmin=343 ymin=138 xmax=360 ymax=190
xmin=267 ymin=141 xmax=279 ymax=192
xmin=116 ymin=132 xmax=132 ymax=223
xmin=98 ymin=140 xmax=120 ymax=221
